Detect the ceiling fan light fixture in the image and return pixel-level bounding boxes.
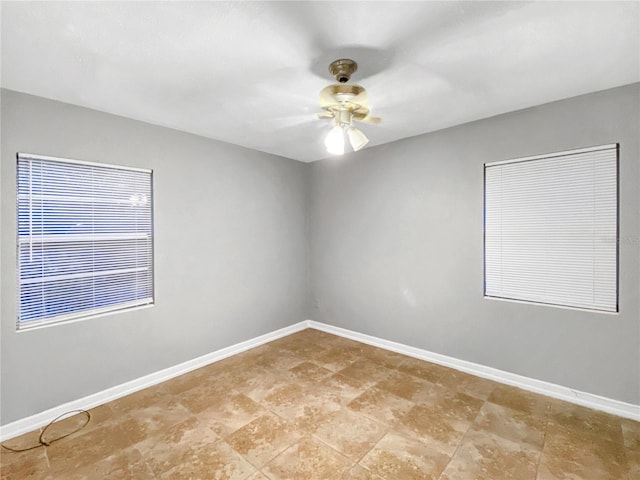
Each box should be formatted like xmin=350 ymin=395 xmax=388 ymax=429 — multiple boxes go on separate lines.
xmin=347 ymin=126 xmax=369 ymax=151
xmin=320 ymin=59 xmax=380 ymax=156
xmin=325 ymin=124 xmax=345 ymax=155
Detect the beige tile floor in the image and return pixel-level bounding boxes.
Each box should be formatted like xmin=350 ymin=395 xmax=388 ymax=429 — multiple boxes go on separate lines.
xmin=1 ymin=328 xmax=638 ymax=479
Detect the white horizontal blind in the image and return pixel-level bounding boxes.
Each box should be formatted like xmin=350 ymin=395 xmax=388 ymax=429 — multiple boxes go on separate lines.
xmin=17 ymin=153 xmax=154 ymax=329
xmin=484 ymin=144 xmax=618 ymax=312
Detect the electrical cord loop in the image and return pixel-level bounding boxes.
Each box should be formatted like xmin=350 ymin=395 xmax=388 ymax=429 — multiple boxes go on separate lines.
xmin=1 ymin=409 xmax=91 ymax=453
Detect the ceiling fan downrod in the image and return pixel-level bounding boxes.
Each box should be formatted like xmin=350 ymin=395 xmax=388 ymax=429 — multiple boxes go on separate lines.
xmin=328 ymin=59 xmax=358 ymax=83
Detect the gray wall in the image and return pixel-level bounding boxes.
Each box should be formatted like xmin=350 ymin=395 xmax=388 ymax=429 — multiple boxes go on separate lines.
xmin=2 ymin=83 xmax=638 ymax=426
xmin=310 ymin=83 xmax=640 ymax=405
xmin=1 ymin=89 xmax=310 ymax=424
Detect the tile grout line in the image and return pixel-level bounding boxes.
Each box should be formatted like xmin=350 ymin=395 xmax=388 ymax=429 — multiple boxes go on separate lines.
xmin=434 ymin=398 xmax=484 ymax=480
xmin=533 ymin=415 xmax=551 ymax=480
xmin=307 ymin=431 xmax=367 ymax=475
xmin=311 ymin=410 xmax=390 ymax=467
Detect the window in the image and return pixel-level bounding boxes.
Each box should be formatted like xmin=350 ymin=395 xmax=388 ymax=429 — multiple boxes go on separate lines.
xmin=484 ymin=144 xmax=618 ymax=312
xmin=17 ymin=153 xmax=154 ymax=329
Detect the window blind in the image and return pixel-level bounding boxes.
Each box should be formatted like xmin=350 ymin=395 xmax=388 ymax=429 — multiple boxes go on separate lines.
xmin=17 ymin=153 xmax=154 ymax=329
xmin=484 ymin=144 xmax=618 ymax=312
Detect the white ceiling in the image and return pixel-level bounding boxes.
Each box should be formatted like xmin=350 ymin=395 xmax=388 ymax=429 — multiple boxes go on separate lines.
xmin=1 ymin=1 xmax=638 ymax=162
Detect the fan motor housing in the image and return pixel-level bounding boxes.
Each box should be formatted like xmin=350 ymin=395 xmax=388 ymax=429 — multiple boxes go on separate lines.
xmin=317 ymin=59 xmax=381 ymax=125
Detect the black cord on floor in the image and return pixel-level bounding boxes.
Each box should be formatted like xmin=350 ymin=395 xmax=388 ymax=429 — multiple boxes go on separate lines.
xmin=1 ymin=409 xmax=91 ymax=453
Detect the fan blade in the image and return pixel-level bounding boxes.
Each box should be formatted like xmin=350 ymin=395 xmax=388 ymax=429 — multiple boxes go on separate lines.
xmin=353 ymin=114 xmax=382 ymax=125
xmin=363 ymin=62 xmax=452 ymax=112
xmin=350 ymin=88 xmax=369 ymax=107
xmin=358 ymin=115 xmax=382 ymax=125
xmin=247 ymin=113 xmax=320 ymax=131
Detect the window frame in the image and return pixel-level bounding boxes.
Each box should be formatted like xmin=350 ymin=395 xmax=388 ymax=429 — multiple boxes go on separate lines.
xmin=15 ymin=152 xmax=155 ymax=330
xmin=483 ymin=143 xmax=619 ymax=313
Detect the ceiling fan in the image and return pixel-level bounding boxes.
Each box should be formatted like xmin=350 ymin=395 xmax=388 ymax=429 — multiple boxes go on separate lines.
xmin=317 ymin=59 xmax=381 ymax=155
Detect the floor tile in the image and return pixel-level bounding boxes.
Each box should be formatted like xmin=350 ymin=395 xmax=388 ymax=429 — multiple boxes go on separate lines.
xmin=61 ymin=447 xmax=156 ymax=480
xmin=487 ymin=384 xmax=551 ymax=417
xmin=320 ymin=333 xmax=361 ymax=347
xmin=246 ymin=472 xmax=270 ymax=480
xmin=472 ymin=401 xmax=547 ymax=448
xmin=417 ymin=389 xmax=484 ymax=423
xmin=347 ymin=387 xmax=415 ymax=427
xmin=39 ymin=404 xmax=112 ymax=442
xmin=314 ymin=347 xmax=361 ymax=372
xmin=213 ymin=349 xmax=264 ymax=372
xmin=339 ymin=342 xmax=384 ymax=359
xmin=283 ymin=329 xmax=336 ymax=344
xmin=286 ymin=361 xmax=334 ymax=384
xmin=214 ymin=362 xmax=270 ymax=393
xmin=547 ymin=399 xmax=624 ymax=444
xmin=359 ymin=347 xmax=408 ymax=370
xmin=179 ymin=378 xmax=239 ymax=415
xmin=287 ymin=342 xmax=326 ymax=359
xmin=395 ymin=403 xmax=471 ymax=456
xmin=339 ymin=359 xmax=396 ymax=385
xmin=259 ymin=382 xmax=306 ymax=412
xmin=162 ymin=367 xmax=212 ymax=395
xmin=396 ymin=356 xmax=450 ymax=383
xmin=537 ymin=422 xmax=629 ymax=480
xmin=158 ymin=439 xmax=257 ymax=480
xmin=267 ymin=387 xmax=343 ymax=433
xmin=46 ymin=422 xmax=135 ymax=475
xmin=110 ymin=383 xmax=174 ymax=414
xmin=313 ymin=372 xmax=373 ymax=406
xmin=312 ymin=409 xmax=388 ymax=461
xmin=627 ymin=457 xmax=639 ymax=480
xmin=621 ymin=418 xmax=640 ymax=479
xmin=439 ymin=427 xmax=540 ymax=480
xmin=0 ymin=428 xmax=44 ymax=460
xmin=198 ymin=393 xmax=266 ymax=438
xmin=359 ymin=431 xmax=449 ymax=480
xmin=341 ymin=464 xmax=383 ymax=479
xmin=133 ymin=416 xmax=220 ymax=476
xmin=436 ymin=368 xmax=499 ymax=400
xmin=245 ymin=344 xmax=305 ymax=371
xmin=262 ymin=436 xmax=353 ymax=479
xmin=0 ymin=459 xmax=53 ymax=480
xmin=374 ymin=369 xmax=446 ymax=404
xmin=621 ymin=417 xmax=640 ymax=450
xmin=0 ymin=430 xmax=52 ymax=480
xmin=119 ymin=399 xmax=194 ymax=444
xmin=226 ymin=413 xmax=300 ymax=467
xmin=239 ymin=370 xmax=294 ymax=404
xmin=270 ymin=336 xmax=328 ymax=359
xmin=246 ymin=472 xmax=269 ymax=480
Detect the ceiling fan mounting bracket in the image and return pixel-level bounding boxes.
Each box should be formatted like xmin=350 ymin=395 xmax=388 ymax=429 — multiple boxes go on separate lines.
xmin=329 ymin=59 xmax=358 ymax=83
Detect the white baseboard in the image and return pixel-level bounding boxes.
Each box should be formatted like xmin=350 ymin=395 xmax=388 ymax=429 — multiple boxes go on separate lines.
xmin=0 ymin=321 xmax=308 ymax=442
xmin=306 ymin=320 xmax=640 ymax=422
xmin=2 ymin=318 xmax=637 ymax=442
